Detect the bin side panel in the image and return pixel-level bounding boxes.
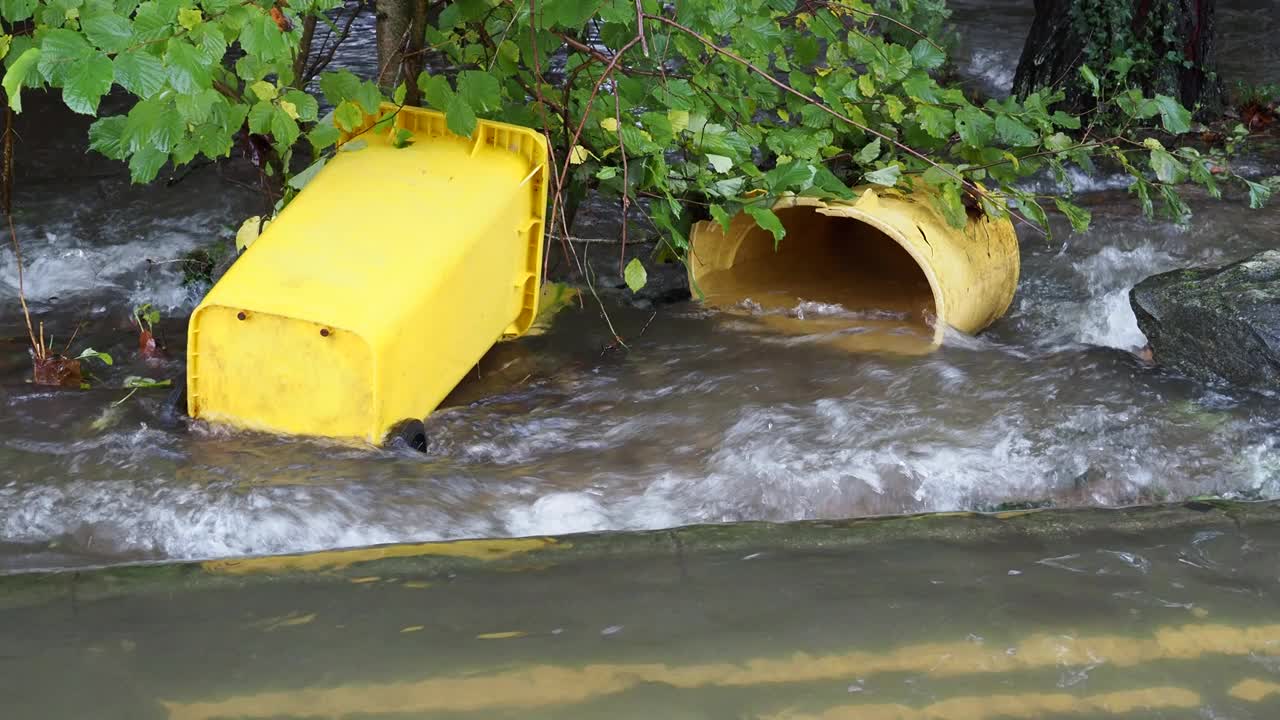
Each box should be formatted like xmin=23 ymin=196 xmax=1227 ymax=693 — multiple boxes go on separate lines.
xmin=373 ymin=209 xmax=533 ymax=440
xmin=190 ymin=306 xmax=376 ymax=441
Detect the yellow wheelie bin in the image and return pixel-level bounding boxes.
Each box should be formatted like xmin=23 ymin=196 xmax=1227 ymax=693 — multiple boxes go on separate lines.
xmin=186 ymin=105 xmax=548 ymax=448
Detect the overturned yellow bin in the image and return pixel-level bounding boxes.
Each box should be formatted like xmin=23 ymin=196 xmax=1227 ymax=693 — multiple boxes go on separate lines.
xmin=688 ymin=189 xmax=1019 ymax=354
xmin=187 ymin=105 xmax=547 ymax=448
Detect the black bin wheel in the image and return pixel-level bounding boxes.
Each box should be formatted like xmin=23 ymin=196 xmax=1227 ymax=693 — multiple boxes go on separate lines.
xmin=386 ymin=419 xmax=428 ymax=452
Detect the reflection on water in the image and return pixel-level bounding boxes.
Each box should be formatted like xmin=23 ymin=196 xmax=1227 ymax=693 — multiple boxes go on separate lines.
xmin=6 ymin=504 xmax=1280 ymax=719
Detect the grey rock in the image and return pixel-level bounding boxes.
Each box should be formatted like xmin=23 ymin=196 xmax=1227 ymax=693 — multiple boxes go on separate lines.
xmin=1130 ymin=250 xmax=1280 ymax=390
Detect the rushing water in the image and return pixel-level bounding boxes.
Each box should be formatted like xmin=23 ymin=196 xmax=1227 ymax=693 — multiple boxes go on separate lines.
xmin=1 ymin=1 xmax=1279 ymax=573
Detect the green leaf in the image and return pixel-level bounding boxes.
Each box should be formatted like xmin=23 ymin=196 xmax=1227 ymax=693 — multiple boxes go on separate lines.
xmin=131 ymin=1 xmax=173 ymax=42
xmin=333 ymin=100 xmax=363 ymax=131
xmin=88 ymin=115 xmax=128 ymax=159
xmin=995 ymin=114 xmax=1037 ymax=146
xmin=856 ymin=138 xmax=881 ymax=164
xmin=287 ymin=157 xmax=325 ymax=190
xmin=393 ymin=81 xmax=406 ymax=105
xmin=1107 ymin=55 xmax=1134 ymax=80
xmin=543 ymin=0 xmax=596 ymax=28
xmin=1159 ymin=185 xmax=1191 ymax=223
xmin=764 ymin=160 xmax=815 ymax=192
xmin=922 ymin=163 xmax=955 ymax=186
xmin=1044 ymin=131 xmax=1073 ymax=152
xmin=880 ymin=43 xmax=913 ymax=82
xmin=250 ymin=80 xmax=277 ymax=101
xmin=1015 ymin=195 xmax=1050 ymax=229
xmin=165 ymin=39 xmax=211 ymax=93
xmin=0 ymin=0 xmax=39 ymax=22
xmin=239 ymin=12 xmax=289 ymax=63
xmin=1079 ymin=64 xmax=1099 ymax=98
xmin=308 ymin=115 xmax=340 ymax=151
xmin=1244 ymin=179 xmax=1272 ymax=209
xmin=1187 ymin=158 xmax=1221 ymax=199
xmin=457 ymin=70 xmax=501 ymax=112
xmin=955 ymin=106 xmax=994 ymax=146
xmin=1149 ymin=148 xmax=1187 ymax=183
xmin=864 ymin=164 xmax=902 ymax=187
xmin=909 ymin=39 xmax=945 ymax=70
xmin=81 ymin=9 xmax=134 ymax=52
xmin=123 ymin=376 xmax=172 ymax=388
xmin=706 ymin=154 xmax=733 ymax=173
xmin=114 ymin=50 xmax=165 ymax=97
xmin=595 ymin=166 xmax=617 ymax=180
xmin=320 ymin=69 xmax=361 ymax=104
xmin=901 ymin=71 xmax=939 ymax=103
xmin=916 ymin=105 xmax=954 ymax=139
xmin=270 ymin=107 xmax=299 ymax=146
xmin=934 ymin=181 xmax=967 ymax=229
xmin=623 ymin=257 xmax=647 ymax=293
xmin=392 ymin=127 xmax=413 ymax=148
xmin=123 ymin=95 xmax=182 ymax=152
xmin=75 ymin=348 xmax=113 ymax=365
xmin=1 ymin=47 xmax=40 ymax=112
xmin=1153 ymin=94 xmax=1192 ymax=135
xmin=1132 ymin=176 xmax=1154 ymax=218
xmin=419 ymin=73 xmax=453 ymax=109
xmin=127 ymin=145 xmax=168 ymax=182
xmin=247 ymin=101 xmax=274 ymax=134
xmin=352 ymin=80 xmax=382 ymax=114
xmin=745 ymin=205 xmax=786 ymax=247
xmin=709 ymin=204 xmax=733 ymax=232
xmin=282 ymin=90 xmax=318 ymax=122
xmin=1053 ymin=198 xmax=1092 ymax=233
xmin=177 ymin=6 xmax=202 ymax=30
xmin=62 ymin=52 xmax=114 ymax=114
xmin=809 ymin=165 xmax=854 ymax=200
xmin=37 ymin=29 xmax=92 ymax=85
xmin=445 ymin=93 xmax=477 ymax=137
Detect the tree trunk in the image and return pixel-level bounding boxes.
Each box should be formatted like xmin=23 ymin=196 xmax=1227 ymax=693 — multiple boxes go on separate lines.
xmin=375 ymin=0 xmax=414 ymax=88
xmin=1013 ymin=0 xmax=1222 ymax=116
xmin=376 ymin=0 xmax=431 ymax=102
xmin=292 ymin=16 xmax=318 ymax=86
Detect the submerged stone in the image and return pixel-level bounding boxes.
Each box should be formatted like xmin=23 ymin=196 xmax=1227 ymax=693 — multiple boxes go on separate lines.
xmin=1130 ymin=250 xmax=1280 ymax=390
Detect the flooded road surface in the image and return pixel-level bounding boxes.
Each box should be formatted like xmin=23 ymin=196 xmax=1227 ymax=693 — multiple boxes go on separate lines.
xmin=6 ymin=502 xmax=1280 ymax=719
xmin=2 ymin=2 xmax=1280 ymax=572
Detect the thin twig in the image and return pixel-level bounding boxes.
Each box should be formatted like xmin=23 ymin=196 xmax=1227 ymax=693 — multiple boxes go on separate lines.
xmin=634 ymin=0 xmax=649 ymax=57
xmin=4 ymin=213 xmax=36 ymax=358
xmin=61 ymin=320 xmax=83 ymax=355
xmin=305 ymin=2 xmax=366 ymax=85
xmin=546 ymin=36 xmax=642 ymax=241
xmin=528 ymin=0 xmax=580 ymax=279
xmin=2 ymin=102 xmax=37 ymax=356
xmin=613 ymin=89 xmax=631 ymax=275
xmin=638 ymin=310 xmax=657 ymax=337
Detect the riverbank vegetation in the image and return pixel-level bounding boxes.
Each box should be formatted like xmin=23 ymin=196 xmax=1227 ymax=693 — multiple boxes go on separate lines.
xmin=1 ymin=0 xmax=1276 ymax=381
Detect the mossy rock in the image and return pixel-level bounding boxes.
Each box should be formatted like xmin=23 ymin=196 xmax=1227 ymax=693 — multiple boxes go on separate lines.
xmin=1130 ymin=249 xmax=1280 ymax=390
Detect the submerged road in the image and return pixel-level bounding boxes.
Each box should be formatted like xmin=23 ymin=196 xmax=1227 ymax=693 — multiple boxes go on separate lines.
xmin=5 ymin=501 xmax=1280 ymax=719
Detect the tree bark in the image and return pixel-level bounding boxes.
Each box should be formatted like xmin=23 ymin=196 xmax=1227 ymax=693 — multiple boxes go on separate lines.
xmin=1013 ymin=0 xmax=1222 ymax=116
xmin=375 ymin=0 xmax=414 ymax=88
xmin=292 ymin=15 xmax=318 ymax=86
xmin=376 ymin=0 xmax=431 ymax=102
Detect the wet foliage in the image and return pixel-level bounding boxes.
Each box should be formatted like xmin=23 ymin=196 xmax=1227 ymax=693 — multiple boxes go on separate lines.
xmin=2 ymin=0 xmax=1272 ymax=275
